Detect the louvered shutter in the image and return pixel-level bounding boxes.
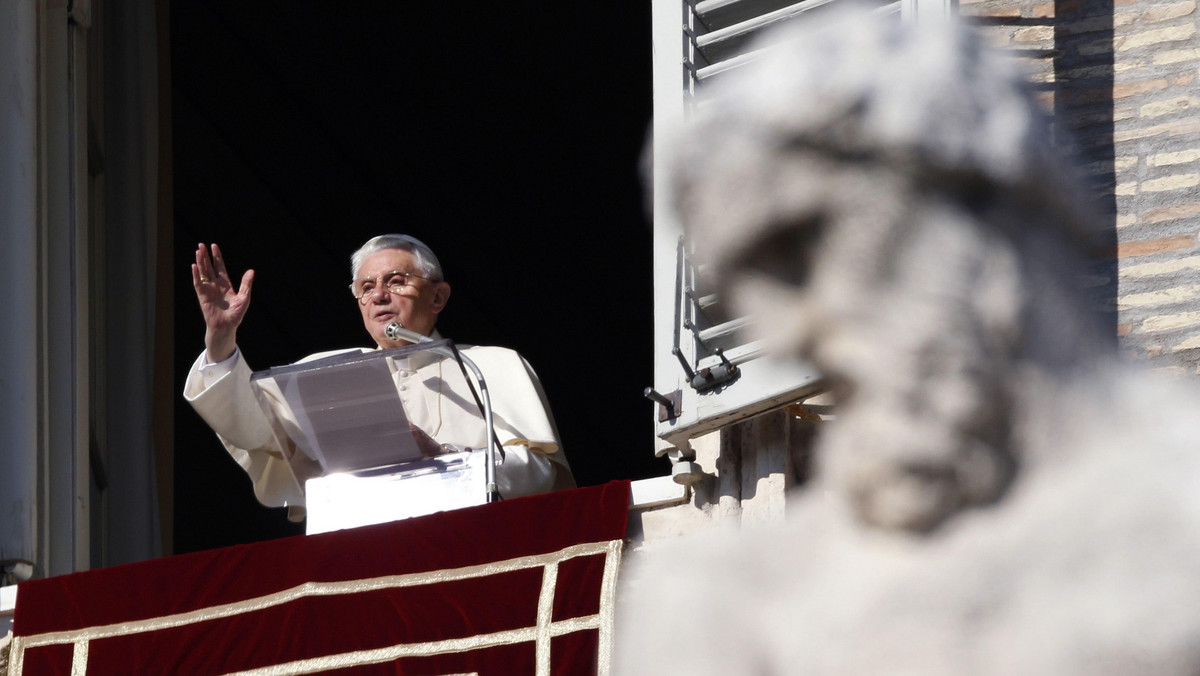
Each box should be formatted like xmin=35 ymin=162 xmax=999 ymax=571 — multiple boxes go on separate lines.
xmin=649 ymin=0 xmax=941 ymax=464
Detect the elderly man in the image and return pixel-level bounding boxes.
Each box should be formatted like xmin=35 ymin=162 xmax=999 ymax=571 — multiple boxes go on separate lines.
xmin=184 ymin=235 xmax=574 ymax=521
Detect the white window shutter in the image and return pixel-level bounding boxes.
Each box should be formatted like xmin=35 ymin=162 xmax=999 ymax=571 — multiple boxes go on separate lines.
xmin=648 ymin=0 xmax=909 ymax=464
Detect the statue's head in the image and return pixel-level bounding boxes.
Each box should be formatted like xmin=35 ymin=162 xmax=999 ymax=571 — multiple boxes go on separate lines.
xmin=662 ymin=8 xmax=1102 ymax=531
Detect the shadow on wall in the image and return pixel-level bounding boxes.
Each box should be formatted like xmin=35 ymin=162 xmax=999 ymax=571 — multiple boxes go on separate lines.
xmin=963 ymin=0 xmax=1118 ymax=344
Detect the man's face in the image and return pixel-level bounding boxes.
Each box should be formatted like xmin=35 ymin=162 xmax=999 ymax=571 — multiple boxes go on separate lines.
xmin=354 ymin=248 xmax=451 ymax=348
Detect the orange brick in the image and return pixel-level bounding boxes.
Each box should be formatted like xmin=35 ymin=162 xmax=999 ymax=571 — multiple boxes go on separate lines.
xmin=1117 ymin=322 xmax=1134 ymax=336
xmin=1171 ymin=72 xmax=1197 ymax=86
xmin=1117 ymin=234 xmax=1196 ymax=257
xmin=1146 ymin=344 xmax=1165 ymax=357
xmin=1113 ymin=79 xmax=1170 ymax=98
xmin=972 ymin=5 xmax=1022 ymax=16
xmin=1142 ymin=202 xmax=1200 ymax=224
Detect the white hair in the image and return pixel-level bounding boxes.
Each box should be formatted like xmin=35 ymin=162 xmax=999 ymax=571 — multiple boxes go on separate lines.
xmin=350 ymin=234 xmax=444 ymax=281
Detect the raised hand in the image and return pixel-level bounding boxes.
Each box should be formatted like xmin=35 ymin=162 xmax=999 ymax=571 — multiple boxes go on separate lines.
xmin=192 ymin=242 xmax=254 ymax=362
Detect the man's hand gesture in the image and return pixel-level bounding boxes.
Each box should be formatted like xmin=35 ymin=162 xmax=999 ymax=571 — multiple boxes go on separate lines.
xmin=192 ymin=242 xmax=254 ymax=362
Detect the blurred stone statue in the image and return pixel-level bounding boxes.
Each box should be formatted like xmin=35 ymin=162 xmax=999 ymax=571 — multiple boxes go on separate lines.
xmin=616 ymin=8 xmax=1200 ymax=675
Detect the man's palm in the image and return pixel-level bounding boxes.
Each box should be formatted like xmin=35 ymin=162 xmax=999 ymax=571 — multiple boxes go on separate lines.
xmin=192 ymin=242 xmax=254 ymax=360
xmin=198 ymin=270 xmax=253 ymax=332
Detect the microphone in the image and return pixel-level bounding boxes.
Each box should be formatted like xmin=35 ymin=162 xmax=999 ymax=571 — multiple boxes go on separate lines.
xmin=385 ymin=321 xmax=431 ymax=344
xmin=383 ymin=320 xmax=502 ymax=502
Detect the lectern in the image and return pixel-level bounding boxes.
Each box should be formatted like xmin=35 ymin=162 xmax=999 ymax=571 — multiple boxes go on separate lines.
xmin=250 ymin=339 xmax=496 ymax=534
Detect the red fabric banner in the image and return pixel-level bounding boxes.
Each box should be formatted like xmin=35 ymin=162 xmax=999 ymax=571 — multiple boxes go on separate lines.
xmin=11 ymin=481 xmax=630 ymax=675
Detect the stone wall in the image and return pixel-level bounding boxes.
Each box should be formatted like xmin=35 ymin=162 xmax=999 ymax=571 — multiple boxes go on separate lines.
xmin=961 ymin=0 xmax=1200 ymax=373
xmin=626 ymin=406 xmax=822 ymax=551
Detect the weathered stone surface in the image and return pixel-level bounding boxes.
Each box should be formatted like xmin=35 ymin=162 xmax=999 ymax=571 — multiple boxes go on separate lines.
xmin=1154 ymin=47 xmax=1200 ymax=64
xmin=1121 ymin=253 xmax=1200 ymax=278
xmin=1141 ymin=96 xmax=1200 ymax=117
xmin=1149 ymin=148 xmax=1200 ymax=166
xmin=1117 ymin=283 xmax=1200 ymax=307
xmin=1143 ymin=308 xmax=1200 ymax=331
xmin=1118 ymin=24 xmax=1197 ymax=51
xmin=1141 ymin=173 xmax=1200 ymax=192
xmin=1143 ymin=0 xmax=1197 ymax=22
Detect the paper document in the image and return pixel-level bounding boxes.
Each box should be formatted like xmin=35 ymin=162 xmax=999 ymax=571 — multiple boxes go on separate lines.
xmin=251 ymin=341 xmax=457 ymax=473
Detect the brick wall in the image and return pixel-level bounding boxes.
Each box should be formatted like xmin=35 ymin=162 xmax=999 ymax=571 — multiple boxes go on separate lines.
xmin=961 ymin=0 xmax=1200 ymax=374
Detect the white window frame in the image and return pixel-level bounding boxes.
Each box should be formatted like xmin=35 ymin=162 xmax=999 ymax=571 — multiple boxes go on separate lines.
xmin=648 ymin=0 xmax=952 ymax=470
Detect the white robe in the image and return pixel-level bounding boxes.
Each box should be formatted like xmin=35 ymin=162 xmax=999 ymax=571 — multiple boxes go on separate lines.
xmin=184 ymin=342 xmax=574 ymax=519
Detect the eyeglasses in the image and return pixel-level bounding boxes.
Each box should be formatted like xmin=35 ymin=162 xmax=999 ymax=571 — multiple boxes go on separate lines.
xmin=349 ymin=270 xmax=432 ymax=303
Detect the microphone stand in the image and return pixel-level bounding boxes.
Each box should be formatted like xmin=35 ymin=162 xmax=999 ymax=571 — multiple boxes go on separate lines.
xmin=385 ymin=323 xmax=502 ymax=503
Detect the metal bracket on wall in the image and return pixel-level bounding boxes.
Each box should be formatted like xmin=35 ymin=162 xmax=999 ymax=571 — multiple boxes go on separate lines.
xmin=644 ymin=387 xmax=683 ymax=421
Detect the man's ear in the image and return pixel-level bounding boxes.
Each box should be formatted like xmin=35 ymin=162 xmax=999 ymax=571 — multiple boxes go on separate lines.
xmin=431 ymin=282 xmax=451 ymax=314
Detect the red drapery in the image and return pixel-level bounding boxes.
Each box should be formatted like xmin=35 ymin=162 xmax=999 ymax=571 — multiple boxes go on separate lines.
xmin=11 ymin=481 xmax=630 ymax=675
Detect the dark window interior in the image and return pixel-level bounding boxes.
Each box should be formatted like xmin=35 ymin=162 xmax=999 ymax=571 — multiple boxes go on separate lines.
xmin=170 ymin=1 xmax=663 ymax=552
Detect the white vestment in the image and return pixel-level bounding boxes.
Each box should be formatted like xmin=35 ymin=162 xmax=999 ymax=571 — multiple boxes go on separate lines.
xmin=184 ymin=342 xmax=574 ymax=519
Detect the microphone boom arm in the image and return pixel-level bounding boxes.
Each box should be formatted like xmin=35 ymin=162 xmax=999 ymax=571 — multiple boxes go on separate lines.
xmin=385 ymin=322 xmax=502 ymax=503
